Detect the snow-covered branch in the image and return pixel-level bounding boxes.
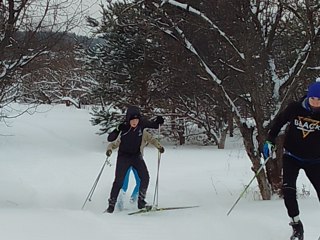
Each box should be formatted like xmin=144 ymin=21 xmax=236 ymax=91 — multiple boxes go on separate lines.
xmin=160 ymin=20 xmax=245 ymax=124
xmin=160 ymin=0 xmax=245 ymax=60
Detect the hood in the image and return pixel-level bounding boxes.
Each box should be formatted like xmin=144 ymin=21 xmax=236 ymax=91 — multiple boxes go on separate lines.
xmin=125 ymin=106 xmax=141 ymax=122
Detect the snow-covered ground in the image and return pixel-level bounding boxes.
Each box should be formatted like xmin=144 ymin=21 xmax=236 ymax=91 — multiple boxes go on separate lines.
xmin=1 ymin=104 xmax=319 ymax=240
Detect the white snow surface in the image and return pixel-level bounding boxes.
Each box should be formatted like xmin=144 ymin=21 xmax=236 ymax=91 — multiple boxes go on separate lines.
xmin=1 ymin=104 xmax=319 ymax=240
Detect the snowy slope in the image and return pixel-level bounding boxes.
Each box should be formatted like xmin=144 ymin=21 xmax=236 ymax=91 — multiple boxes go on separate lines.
xmin=0 ymin=104 xmax=319 ymax=240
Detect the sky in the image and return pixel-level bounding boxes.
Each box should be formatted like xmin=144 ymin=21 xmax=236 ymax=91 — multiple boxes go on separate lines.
xmin=21 ymin=0 xmax=103 ymax=36
xmin=72 ymin=0 xmax=102 ymax=36
xmin=0 ymin=104 xmax=319 ymax=240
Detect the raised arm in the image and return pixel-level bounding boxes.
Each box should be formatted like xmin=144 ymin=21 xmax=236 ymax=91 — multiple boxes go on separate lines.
xmin=267 ymin=102 xmax=297 ymax=142
xmin=107 ymin=122 xmax=129 ymax=142
xmin=140 ymin=116 xmax=164 ymax=129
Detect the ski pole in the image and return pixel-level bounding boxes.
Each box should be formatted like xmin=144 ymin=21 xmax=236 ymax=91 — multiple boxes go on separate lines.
xmin=226 ymin=155 xmax=271 ymax=216
xmin=152 ymin=125 xmax=161 ymax=208
xmin=152 ymin=151 xmax=161 ymax=208
xmin=81 ymin=156 xmax=111 ymax=210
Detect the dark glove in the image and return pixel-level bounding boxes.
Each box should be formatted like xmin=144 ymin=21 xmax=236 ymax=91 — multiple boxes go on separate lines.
xmin=117 ymin=122 xmax=126 ymax=132
xmin=158 ymin=146 xmax=165 ymax=154
xmin=106 ymin=149 xmax=112 ymax=157
xmin=154 ymin=116 xmax=164 ymax=125
xmin=263 ymin=141 xmax=274 ymax=159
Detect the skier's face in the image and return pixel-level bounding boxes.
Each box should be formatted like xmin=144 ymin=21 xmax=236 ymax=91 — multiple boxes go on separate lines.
xmin=130 ymin=118 xmax=139 ymax=128
xmin=309 ymin=97 xmax=320 ymax=108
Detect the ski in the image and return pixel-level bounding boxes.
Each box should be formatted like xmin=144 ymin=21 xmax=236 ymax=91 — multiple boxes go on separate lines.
xmin=128 ymin=205 xmax=153 ymax=215
xmin=128 ymin=205 xmax=199 ymax=215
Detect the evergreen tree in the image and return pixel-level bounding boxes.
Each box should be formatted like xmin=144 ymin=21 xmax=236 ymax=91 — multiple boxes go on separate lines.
xmin=86 ymin=1 xmax=170 ymax=133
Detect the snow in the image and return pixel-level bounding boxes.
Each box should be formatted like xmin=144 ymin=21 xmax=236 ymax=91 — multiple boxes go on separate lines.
xmin=1 ymin=104 xmax=319 ymax=240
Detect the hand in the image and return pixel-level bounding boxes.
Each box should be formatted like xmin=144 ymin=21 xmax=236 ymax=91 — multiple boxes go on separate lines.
xmin=263 ymin=141 xmax=274 ymax=159
xmin=158 ymin=147 xmax=165 ymax=154
xmin=117 ymin=122 xmax=126 ymax=132
xmin=154 ymin=116 xmax=164 ymax=125
xmin=106 ymin=149 xmax=112 ymax=157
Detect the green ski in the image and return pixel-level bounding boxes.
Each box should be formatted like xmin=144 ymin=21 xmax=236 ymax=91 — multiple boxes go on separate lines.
xmin=128 ymin=205 xmax=199 ymax=215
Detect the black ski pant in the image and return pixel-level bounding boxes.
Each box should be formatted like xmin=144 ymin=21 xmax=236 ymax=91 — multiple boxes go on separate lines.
xmin=109 ymin=152 xmax=149 ymax=202
xmin=282 ymin=154 xmax=320 ymax=218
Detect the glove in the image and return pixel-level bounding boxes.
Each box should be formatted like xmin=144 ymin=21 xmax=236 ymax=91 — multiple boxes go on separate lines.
xmin=117 ymin=122 xmax=126 ymax=132
xmin=106 ymin=149 xmax=112 ymax=157
xmin=263 ymin=141 xmax=274 ymax=159
xmin=154 ymin=116 xmax=164 ymax=125
xmin=158 ymin=146 xmax=165 ymax=154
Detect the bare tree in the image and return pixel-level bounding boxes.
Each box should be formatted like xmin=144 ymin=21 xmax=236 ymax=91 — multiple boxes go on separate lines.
xmin=146 ymin=0 xmax=320 ymax=199
xmin=0 ymin=0 xmax=92 ymax=121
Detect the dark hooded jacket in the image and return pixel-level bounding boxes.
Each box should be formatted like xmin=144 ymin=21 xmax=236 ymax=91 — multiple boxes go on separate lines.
xmin=107 ymin=106 xmax=160 ymax=142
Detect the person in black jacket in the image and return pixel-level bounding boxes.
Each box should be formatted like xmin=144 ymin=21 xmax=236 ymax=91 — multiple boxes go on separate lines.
xmin=105 ymin=106 xmax=164 ymax=213
xmin=263 ymin=79 xmax=320 ymax=240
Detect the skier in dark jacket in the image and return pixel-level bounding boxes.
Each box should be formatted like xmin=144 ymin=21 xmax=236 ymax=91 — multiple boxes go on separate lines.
xmin=107 ymin=106 xmax=164 ymax=210
xmin=105 ymin=106 xmax=164 ymax=213
xmin=263 ymin=79 xmax=320 ymax=240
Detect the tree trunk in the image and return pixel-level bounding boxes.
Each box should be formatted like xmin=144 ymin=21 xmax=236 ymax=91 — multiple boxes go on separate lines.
xmin=238 ymin=123 xmax=272 ymax=200
xmin=266 ymin=135 xmax=284 ymax=195
xmin=218 ymin=127 xmax=227 ymax=149
xmin=252 ymin=155 xmax=272 ymax=200
xmin=228 ymin=113 xmax=234 ymax=137
xmin=177 ymin=125 xmax=185 ymax=145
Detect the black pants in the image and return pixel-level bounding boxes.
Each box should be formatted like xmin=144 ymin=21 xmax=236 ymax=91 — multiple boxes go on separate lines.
xmin=109 ymin=153 xmax=149 ymax=201
xmin=282 ymin=154 xmax=320 ymax=218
